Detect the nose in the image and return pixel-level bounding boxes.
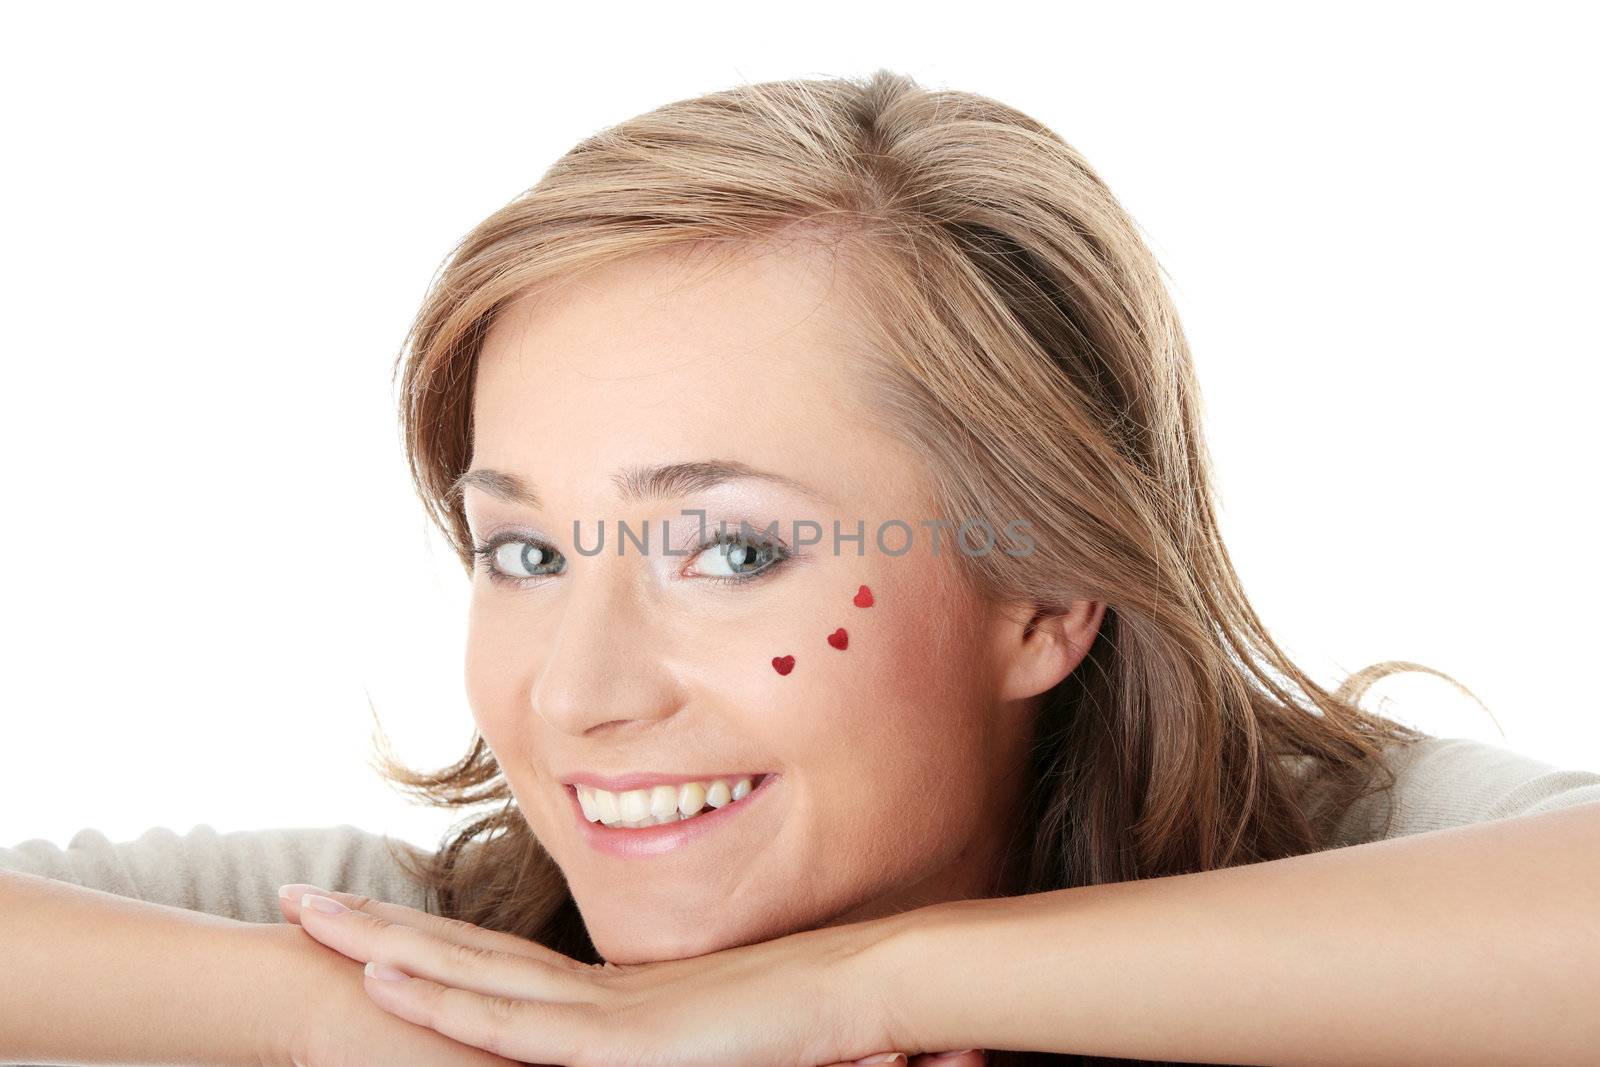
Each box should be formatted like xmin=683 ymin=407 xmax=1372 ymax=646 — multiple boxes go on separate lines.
xmin=529 ymin=556 xmax=680 ymax=737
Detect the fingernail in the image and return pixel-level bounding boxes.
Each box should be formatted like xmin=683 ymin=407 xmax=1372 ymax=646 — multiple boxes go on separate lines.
xmin=302 ymin=893 xmax=349 ymax=915
xmin=278 ymin=883 xmax=320 ymax=902
xmin=853 ymin=1055 xmax=906 ymax=1065
xmin=365 ymin=960 xmax=408 ymax=981
xmin=929 ymin=1052 xmax=979 ymax=1060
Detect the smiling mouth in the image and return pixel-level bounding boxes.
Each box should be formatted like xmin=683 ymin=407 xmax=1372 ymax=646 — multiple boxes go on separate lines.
xmin=572 ymin=772 xmax=773 ymax=829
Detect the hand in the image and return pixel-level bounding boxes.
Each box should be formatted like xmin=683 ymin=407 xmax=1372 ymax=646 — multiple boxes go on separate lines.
xmin=252 ymin=917 xmax=526 ymax=1067
xmin=279 ymin=884 xmax=985 ymax=1067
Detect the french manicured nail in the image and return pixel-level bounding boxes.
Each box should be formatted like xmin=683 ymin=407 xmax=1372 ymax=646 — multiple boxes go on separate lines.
xmin=278 ymin=882 xmax=319 ymax=903
xmin=853 ymin=1055 xmax=906 ymax=1065
xmin=365 ymin=960 xmax=409 ymax=981
xmin=301 ymin=893 xmax=349 ymax=915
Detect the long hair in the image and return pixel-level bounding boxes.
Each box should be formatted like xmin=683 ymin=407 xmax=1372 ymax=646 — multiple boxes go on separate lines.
xmin=371 ymin=69 xmax=1448 ymax=1067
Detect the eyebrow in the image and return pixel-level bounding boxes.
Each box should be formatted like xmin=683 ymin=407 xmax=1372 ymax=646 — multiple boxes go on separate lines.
xmin=450 ymin=458 xmax=830 ymax=509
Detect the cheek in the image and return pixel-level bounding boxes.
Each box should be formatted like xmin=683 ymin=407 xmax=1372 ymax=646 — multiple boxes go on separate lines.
xmin=463 ymin=597 xmax=541 ymax=742
xmin=784 ymin=615 xmax=989 ymax=896
xmin=769 ymin=571 xmax=988 ymax=783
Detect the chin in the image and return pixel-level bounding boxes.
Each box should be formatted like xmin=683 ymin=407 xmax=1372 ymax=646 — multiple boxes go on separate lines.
xmin=589 ymin=918 xmax=739 ymax=964
xmin=582 ymin=903 xmax=811 ymax=964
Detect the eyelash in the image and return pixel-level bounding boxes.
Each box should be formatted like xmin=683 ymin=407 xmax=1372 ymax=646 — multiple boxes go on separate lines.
xmin=469 ymin=528 xmax=793 ymax=590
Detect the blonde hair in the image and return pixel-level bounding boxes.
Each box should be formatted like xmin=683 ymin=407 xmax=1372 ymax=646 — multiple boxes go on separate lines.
xmin=371 ymin=69 xmax=1457 ymax=1067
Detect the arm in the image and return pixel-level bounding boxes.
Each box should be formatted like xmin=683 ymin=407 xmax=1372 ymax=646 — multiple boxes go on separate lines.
xmin=883 ymin=801 xmax=1600 ymax=1065
xmin=0 ymin=868 xmax=284 ymax=1065
xmin=0 ymin=869 xmax=524 ymax=1067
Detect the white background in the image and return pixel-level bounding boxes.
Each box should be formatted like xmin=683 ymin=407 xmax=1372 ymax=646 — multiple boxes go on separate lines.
xmin=2 ymin=3 xmax=1595 ymax=852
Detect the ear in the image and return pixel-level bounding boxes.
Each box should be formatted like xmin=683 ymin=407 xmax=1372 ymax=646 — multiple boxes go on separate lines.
xmin=990 ymin=597 xmax=1105 ymax=703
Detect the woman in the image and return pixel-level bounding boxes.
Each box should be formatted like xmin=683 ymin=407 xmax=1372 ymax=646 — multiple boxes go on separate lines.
xmin=4 ymin=69 xmax=1597 ymax=1067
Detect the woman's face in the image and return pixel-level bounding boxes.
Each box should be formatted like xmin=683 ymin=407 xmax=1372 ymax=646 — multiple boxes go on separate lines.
xmin=462 ymin=241 xmax=1068 ymax=964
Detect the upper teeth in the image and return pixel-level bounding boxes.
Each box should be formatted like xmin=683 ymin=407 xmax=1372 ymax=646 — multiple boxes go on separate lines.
xmin=576 ymin=774 xmax=763 ymax=828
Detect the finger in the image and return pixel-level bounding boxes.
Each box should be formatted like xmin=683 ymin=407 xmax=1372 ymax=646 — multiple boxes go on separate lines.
xmin=361 ymin=964 xmax=592 ymax=1066
xmin=296 ymin=892 xmax=596 ymax=1003
xmin=819 ymin=1051 xmax=984 ymax=1067
xmin=278 ymin=884 xmax=587 ymax=971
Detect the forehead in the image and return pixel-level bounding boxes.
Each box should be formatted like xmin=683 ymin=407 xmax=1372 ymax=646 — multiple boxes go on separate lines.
xmin=477 ymin=243 xmax=853 ymax=425
xmin=469 ymin=242 xmax=915 ymax=507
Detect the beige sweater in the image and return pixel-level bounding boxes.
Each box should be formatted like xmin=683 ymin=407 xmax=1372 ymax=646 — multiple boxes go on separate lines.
xmin=1 ymin=736 xmax=1598 ymax=1065
xmin=3 ymin=737 xmax=1599 ymax=1067
xmin=4 ymin=736 xmax=1599 ymax=930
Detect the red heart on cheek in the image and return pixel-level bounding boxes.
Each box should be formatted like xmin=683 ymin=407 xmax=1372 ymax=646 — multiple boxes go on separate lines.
xmin=826 ymin=628 xmax=848 ymax=650
xmin=772 ymin=655 xmax=796 ymax=676
xmin=853 ymin=584 xmax=874 ymax=608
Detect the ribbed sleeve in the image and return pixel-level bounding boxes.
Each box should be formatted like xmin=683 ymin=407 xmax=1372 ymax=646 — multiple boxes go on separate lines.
xmin=1327 ymin=735 xmax=1600 ymax=848
xmin=0 ymin=822 xmax=437 ymax=925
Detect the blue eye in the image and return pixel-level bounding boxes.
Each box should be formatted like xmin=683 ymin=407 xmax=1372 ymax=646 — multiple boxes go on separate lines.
xmin=470 ymin=535 xmax=565 ymax=587
xmin=689 ymin=530 xmax=790 ymax=585
xmin=468 ymin=528 xmax=793 ymax=589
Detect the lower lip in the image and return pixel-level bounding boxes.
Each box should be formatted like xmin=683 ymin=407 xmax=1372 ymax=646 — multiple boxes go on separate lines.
xmin=568 ymin=774 xmax=780 ymax=858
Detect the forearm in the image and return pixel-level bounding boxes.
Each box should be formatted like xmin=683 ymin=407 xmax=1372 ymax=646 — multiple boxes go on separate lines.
xmin=882 ymin=802 xmax=1600 ymax=1066
xmin=0 ymin=869 xmax=284 ymax=1065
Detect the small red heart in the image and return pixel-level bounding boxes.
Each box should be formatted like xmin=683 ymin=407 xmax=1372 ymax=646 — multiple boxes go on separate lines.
xmin=853 ymin=584 xmax=874 ymax=608
xmin=827 ymin=628 xmax=848 ymax=650
xmin=771 ymin=655 xmax=795 ymax=676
